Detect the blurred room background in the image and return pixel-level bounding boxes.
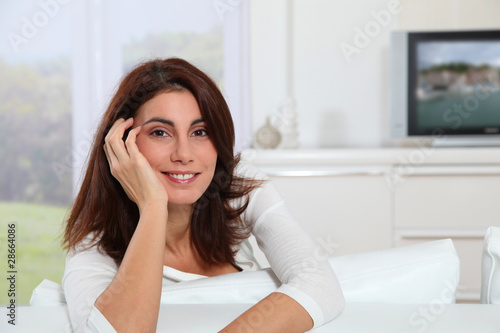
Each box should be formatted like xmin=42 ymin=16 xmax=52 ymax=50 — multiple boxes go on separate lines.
xmin=1 ymin=0 xmax=499 ymax=305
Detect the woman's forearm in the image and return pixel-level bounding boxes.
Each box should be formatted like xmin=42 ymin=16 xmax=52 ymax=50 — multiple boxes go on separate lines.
xmin=220 ymin=292 xmax=313 ymax=333
xmin=95 ymin=202 xmax=167 ymax=332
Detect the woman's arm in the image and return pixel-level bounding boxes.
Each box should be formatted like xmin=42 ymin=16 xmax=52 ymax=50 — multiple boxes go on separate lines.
xmin=95 ymin=118 xmax=168 ymax=332
xmin=224 ymin=165 xmax=345 ymax=332
xmin=220 ymin=292 xmax=313 ymax=333
xmin=94 ymin=203 xmax=167 ymax=332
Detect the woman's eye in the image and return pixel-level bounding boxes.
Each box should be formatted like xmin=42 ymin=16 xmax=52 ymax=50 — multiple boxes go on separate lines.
xmin=152 ymin=130 xmax=169 ymax=137
xmin=192 ymin=129 xmax=208 ymax=137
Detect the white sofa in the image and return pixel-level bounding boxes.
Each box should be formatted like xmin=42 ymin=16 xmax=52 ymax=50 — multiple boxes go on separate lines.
xmin=19 ymin=234 xmax=500 ymax=333
xmin=32 ymin=239 xmax=460 ymax=307
xmin=481 ymin=226 xmax=500 ymax=304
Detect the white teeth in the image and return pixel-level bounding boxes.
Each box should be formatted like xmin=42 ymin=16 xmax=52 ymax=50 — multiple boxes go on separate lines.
xmin=168 ymin=173 xmax=195 ymax=180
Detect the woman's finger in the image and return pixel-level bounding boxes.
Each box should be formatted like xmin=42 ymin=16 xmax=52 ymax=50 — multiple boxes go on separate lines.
xmin=104 ymin=118 xmax=133 ymax=179
xmin=124 ymin=125 xmax=142 ymax=158
xmin=105 ymin=118 xmax=126 ymax=143
xmin=106 ymin=118 xmax=134 ymax=162
xmin=103 ymin=141 xmax=120 ymax=175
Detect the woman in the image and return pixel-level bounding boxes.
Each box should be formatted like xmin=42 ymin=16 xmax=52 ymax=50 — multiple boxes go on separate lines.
xmin=63 ymin=58 xmax=345 ymax=332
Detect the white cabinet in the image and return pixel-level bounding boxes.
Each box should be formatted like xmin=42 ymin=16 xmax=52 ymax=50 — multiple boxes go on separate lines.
xmin=269 ymin=170 xmax=392 ymax=256
xmin=392 ymin=166 xmax=500 ymax=229
xmin=392 ymin=165 xmax=500 ymax=301
xmin=245 ymin=148 xmax=500 ymax=302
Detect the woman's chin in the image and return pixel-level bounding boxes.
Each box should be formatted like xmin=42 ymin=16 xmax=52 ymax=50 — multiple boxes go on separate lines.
xmin=165 ymin=188 xmax=206 ymax=207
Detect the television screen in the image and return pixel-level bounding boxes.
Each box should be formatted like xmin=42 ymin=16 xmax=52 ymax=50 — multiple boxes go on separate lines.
xmin=408 ymin=30 xmax=500 ymax=136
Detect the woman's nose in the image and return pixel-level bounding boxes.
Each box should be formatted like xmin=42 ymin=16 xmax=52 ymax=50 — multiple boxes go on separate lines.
xmin=170 ymin=137 xmax=194 ymax=164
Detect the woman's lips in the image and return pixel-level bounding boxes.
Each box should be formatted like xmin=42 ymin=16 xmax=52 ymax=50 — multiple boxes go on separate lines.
xmin=162 ymin=172 xmax=200 ymax=184
xmin=168 ymin=173 xmax=196 ymax=180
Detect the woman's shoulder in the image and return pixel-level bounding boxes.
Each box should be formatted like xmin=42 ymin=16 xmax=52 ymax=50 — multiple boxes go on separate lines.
xmin=65 ymin=232 xmax=118 ymax=272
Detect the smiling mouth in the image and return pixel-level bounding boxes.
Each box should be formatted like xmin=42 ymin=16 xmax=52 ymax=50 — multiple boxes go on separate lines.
xmin=164 ymin=173 xmax=198 ymax=181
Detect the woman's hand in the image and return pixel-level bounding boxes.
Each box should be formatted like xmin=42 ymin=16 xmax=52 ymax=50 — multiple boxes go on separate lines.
xmin=103 ymin=118 xmax=168 ymax=212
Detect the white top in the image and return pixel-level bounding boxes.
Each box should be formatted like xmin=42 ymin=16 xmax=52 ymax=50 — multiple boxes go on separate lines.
xmin=62 ymin=164 xmax=344 ymax=332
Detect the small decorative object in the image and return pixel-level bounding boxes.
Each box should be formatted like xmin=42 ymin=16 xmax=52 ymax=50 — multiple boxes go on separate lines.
xmin=273 ymin=98 xmax=300 ymax=149
xmin=254 ymin=116 xmax=282 ymax=149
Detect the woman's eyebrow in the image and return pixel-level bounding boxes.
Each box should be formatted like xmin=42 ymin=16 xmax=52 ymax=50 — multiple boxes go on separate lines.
xmin=191 ymin=118 xmax=204 ymax=126
xmin=143 ymin=117 xmax=174 ymax=126
xmin=143 ymin=117 xmax=205 ymax=127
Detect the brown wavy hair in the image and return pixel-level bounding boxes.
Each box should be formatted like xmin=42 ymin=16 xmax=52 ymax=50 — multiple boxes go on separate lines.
xmin=64 ymin=58 xmax=261 ymax=266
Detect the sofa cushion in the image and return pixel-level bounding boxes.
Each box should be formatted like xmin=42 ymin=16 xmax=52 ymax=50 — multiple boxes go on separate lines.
xmin=331 ymin=238 xmax=459 ymax=303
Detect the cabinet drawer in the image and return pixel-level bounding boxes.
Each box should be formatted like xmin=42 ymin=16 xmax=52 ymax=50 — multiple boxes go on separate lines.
xmin=269 ymin=173 xmax=392 ymax=256
xmin=394 ymin=167 xmax=500 ymax=228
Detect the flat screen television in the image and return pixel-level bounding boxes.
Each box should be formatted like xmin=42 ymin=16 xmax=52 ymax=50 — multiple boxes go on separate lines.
xmin=391 ymin=30 xmax=500 ymax=146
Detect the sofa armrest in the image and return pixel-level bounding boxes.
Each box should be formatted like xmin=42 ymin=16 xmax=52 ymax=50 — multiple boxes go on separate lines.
xmin=481 ymin=226 xmax=500 ymax=304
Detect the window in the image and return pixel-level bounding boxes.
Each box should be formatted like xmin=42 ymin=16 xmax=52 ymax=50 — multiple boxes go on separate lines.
xmin=0 ymin=0 xmax=74 ymax=306
xmin=0 ymin=0 xmax=248 ymax=305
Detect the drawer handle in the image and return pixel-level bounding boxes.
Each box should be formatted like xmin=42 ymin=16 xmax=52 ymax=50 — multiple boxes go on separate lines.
xmin=397 ymin=228 xmax=487 ymax=239
xmin=394 ymin=166 xmax=500 ymax=176
xmin=262 ymin=169 xmax=388 ymax=177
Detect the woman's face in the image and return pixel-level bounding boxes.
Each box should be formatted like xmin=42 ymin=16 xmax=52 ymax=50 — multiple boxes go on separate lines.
xmin=133 ymin=90 xmax=217 ymax=208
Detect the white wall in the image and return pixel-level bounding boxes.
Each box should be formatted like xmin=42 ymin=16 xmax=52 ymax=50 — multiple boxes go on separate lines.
xmin=249 ymin=0 xmax=288 ymax=145
xmin=249 ymin=0 xmax=500 ymax=148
